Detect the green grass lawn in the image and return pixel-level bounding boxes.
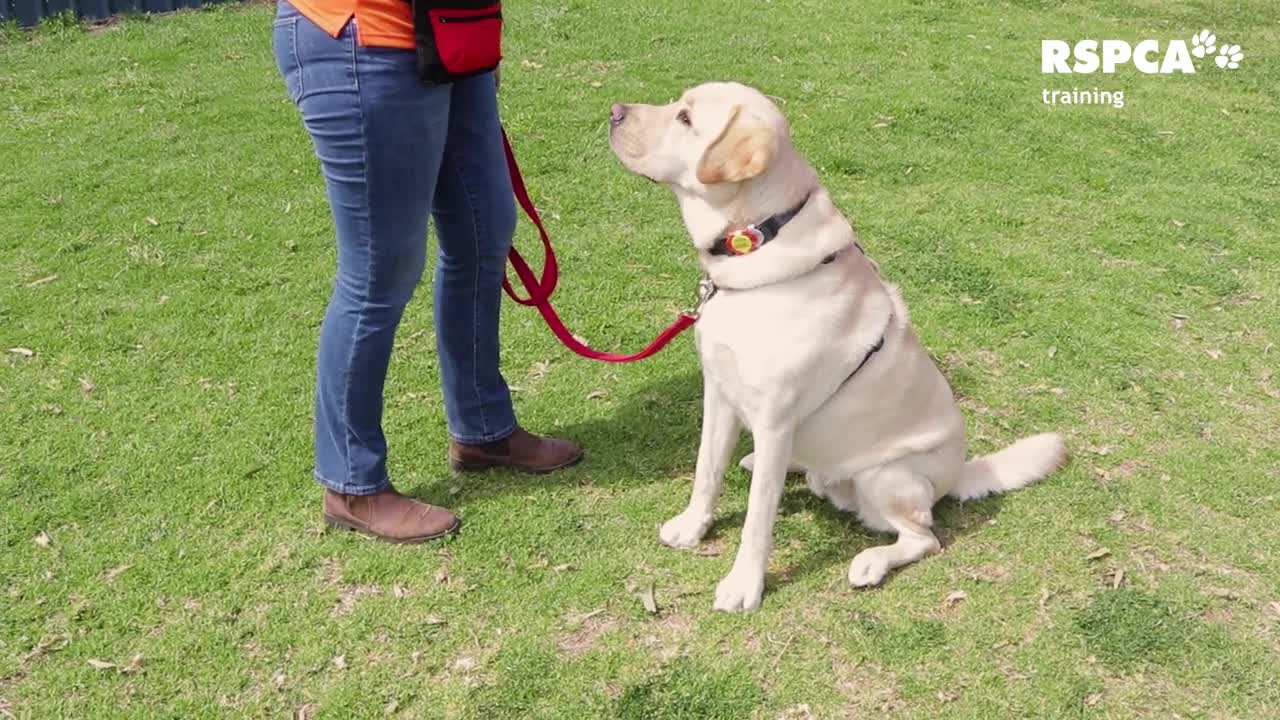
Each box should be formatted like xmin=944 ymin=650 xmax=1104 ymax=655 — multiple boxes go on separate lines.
xmin=3 ymin=0 xmax=1279 ymax=717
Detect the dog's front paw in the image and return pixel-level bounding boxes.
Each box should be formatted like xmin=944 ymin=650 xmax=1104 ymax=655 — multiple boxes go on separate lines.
xmin=713 ymin=569 xmax=764 ymax=612
xmin=848 ymin=548 xmax=891 ymax=587
xmin=659 ymin=511 xmax=710 ymax=549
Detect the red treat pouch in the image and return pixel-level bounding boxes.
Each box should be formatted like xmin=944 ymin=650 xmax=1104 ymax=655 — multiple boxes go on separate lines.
xmin=405 ymin=0 xmax=502 ymax=84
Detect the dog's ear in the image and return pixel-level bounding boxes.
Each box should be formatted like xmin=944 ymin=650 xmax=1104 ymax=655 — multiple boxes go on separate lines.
xmin=696 ymin=105 xmax=777 ymax=185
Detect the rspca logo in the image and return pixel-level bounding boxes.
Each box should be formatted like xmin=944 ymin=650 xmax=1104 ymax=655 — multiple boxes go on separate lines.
xmin=1041 ymin=29 xmax=1244 ymax=109
xmin=1042 ymin=30 xmax=1244 ymax=74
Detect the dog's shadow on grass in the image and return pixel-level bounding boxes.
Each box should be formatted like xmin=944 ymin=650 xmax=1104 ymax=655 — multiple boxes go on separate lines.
xmin=756 ymin=489 xmax=1008 ymax=593
xmin=446 ymin=370 xmax=708 ymax=502
xmin=449 ymin=369 xmax=1008 ymax=590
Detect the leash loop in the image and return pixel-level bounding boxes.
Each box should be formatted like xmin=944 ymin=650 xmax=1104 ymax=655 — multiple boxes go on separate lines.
xmin=499 ymin=127 xmax=696 ymax=363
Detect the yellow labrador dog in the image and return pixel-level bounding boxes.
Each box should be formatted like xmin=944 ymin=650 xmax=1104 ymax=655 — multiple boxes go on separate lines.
xmin=608 ymin=82 xmax=1067 ymax=612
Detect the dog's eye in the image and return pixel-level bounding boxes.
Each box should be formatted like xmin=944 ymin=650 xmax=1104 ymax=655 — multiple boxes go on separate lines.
xmin=676 ymin=109 xmax=691 ymax=126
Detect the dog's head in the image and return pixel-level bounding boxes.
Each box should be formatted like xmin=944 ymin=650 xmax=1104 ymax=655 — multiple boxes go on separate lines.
xmin=608 ymin=82 xmax=789 ymax=193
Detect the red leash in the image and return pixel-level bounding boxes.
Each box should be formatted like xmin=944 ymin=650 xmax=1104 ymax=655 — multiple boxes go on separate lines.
xmin=499 ymin=128 xmax=700 ymax=362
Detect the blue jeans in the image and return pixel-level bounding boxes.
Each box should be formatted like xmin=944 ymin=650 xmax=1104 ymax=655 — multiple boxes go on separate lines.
xmin=273 ymin=0 xmax=517 ymax=495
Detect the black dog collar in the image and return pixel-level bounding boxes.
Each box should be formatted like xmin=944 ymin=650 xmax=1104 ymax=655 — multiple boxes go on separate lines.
xmin=709 ymin=194 xmax=811 ymax=257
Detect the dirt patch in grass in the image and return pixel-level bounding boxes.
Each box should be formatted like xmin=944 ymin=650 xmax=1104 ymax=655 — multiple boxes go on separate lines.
xmin=631 ymin=610 xmax=695 ymax=663
xmin=832 ymin=650 xmax=905 ymax=718
xmin=332 ymin=584 xmax=380 ymax=617
xmin=1080 ymin=669 xmax=1211 ymax=719
xmin=557 ymin=609 xmax=617 ymax=657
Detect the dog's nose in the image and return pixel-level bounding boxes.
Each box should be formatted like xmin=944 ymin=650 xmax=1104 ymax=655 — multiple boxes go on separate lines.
xmin=610 ymin=103 xmax=627 ymax=126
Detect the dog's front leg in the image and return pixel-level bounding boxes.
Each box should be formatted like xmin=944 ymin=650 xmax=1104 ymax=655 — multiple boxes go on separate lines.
xmin=714 ymin=426 xmax=793 ymax=612
xmin=660 ymin=379 xmax=740 ymax=548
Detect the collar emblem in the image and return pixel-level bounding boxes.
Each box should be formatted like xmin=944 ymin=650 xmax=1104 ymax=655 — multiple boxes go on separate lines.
xmin=725 ymin=227 xmax=763 ymax=255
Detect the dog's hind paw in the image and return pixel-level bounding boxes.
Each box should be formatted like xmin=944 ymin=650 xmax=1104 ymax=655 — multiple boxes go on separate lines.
xmin=659 ymin=510 xmax=710 ymax=549
xmin=848 ymin=548 xmax=892 ymax=587
xmin=713 ymin=569 xmax=764 ymax=612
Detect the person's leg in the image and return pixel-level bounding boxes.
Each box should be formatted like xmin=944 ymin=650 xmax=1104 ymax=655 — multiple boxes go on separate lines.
xmin=428 ymin=71 xmax=517 ymax=445
xmin=273 ymin=1 xmax=456 ymax=539
xmin=429 ymin=72 xmax=583 ymax=473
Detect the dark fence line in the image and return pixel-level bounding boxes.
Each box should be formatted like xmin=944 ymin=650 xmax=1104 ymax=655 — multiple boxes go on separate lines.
xmin=1 ymin=0 xmax=232 ymax=27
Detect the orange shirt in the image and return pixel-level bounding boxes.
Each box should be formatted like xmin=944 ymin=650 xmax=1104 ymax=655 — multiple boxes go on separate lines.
xmin=291 ymin=0 xmax=416 ymax=50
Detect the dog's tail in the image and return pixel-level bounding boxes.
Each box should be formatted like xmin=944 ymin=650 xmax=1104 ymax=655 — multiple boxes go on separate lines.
xmin=948 ymin=433 xmax=1067 ymax=501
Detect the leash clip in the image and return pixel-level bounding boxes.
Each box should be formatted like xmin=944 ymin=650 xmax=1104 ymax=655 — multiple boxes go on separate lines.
xmin=686 ymin=275 xmax=718 ymax=319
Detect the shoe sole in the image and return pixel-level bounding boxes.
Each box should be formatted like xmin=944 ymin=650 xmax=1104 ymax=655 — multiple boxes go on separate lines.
xmin=448 ymin=450 xmax=584 ymax=475
xmin=323 ymin=515 xmax=460 ymax=544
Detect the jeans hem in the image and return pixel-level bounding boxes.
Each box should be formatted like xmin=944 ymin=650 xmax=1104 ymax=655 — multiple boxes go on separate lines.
xmin=314 ymin=470 xmax=391 ymax=496
xmin=449 ymin=422 xmax=516 ymax=445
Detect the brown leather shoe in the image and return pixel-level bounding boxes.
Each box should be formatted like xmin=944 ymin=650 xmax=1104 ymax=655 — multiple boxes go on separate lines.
xmin=448 ymin=426 xmax=583 ymax=474
xmin=323 ymin=486 xmax=459 ymax=543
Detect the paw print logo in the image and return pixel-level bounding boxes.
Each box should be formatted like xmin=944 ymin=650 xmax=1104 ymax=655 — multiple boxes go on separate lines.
xmin=1190 ymin=29 xmax=1217 ymax=58
xmin=1215 ymin=44 xmax=1244 ymax=69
